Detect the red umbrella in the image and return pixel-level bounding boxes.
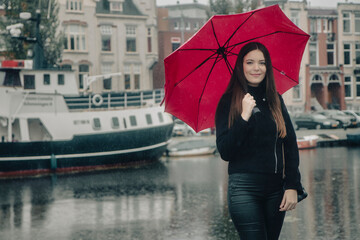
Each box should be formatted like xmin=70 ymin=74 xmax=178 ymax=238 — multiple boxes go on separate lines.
xmin=163 ymin=4 xmax=309 ymax=132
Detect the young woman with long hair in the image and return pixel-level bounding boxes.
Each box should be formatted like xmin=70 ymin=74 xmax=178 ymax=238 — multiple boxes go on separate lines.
xmin=215 ymin=42 xmax=304 ymax=240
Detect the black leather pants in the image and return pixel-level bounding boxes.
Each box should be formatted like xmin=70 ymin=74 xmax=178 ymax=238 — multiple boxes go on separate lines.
xmin=228 ymin=173 xmax=286 ymax=240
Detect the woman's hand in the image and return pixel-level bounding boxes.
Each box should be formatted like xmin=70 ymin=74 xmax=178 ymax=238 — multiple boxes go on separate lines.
xmin=241 ymin=93 xmax=256 ymax=121
xmin=279 ymin=189 xmax=297 ymax=211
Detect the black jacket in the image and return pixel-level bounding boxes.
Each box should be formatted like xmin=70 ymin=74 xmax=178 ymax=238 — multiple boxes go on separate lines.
xmin=215 ymin=85 xmax=301 ymax=190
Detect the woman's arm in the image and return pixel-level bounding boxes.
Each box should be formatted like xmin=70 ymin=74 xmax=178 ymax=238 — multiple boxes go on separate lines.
xmin=279 ymin=94 xmax=301 ymax=191
xmin=215 ymin=95 xmax=250 ymax=161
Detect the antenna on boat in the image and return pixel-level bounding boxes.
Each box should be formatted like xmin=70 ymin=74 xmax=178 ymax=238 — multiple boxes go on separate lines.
xmin=83 ymin=73 xmax=122 ymax=92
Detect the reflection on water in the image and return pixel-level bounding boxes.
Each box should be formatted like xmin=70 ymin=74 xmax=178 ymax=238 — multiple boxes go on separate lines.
xmin=0 ymin=147 xmax=359 ymax=240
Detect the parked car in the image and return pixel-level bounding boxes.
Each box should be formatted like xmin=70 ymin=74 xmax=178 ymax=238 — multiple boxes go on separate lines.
xmin=172 ymin=119 xmax=196 ymax=136
xmin=293 ymin=112 xmax=339 ymax=130
xmin=343 ymin=110 xmax=360 ymax=128
xmin=316 ymin=110 xmax=354 ymax=128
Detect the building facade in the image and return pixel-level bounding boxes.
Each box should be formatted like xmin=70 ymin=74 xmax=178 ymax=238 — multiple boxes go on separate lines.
xmin=153 ymin=3 xmax=210 ymax=89
xmin=58 ymin=0 xmax=158 ymax=93
xmin=338 ymin=3 xmax=360 ymax=111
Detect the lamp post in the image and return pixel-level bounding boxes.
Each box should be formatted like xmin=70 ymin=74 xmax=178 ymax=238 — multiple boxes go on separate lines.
xmin=19 ymin=9 xmax=44 ymax=69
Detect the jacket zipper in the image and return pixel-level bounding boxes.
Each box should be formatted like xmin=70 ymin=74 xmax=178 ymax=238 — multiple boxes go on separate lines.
xmin=274 ymin=133 xmax=278 ymax=174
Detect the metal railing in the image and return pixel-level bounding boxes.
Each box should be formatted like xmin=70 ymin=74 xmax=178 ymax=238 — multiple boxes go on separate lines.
xmin=64 ymin=89 xmax=165 ymax=110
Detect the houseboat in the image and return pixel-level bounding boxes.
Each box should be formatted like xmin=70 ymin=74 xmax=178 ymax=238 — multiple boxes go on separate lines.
xmin=0 ymin=60 xmax=174 ymax=177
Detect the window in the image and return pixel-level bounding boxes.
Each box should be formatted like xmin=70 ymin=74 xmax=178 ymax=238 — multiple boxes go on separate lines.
xmin=100 ymin=25 xmax=112 ymax=52
xmin=124 ymin=64 xmax=141 ymax=90
xmin=317 ymin=19 xmax=321 ymax=33
xmin=356 ymin=43 xmax=360 ymax=65
xmin=171 ymin=37 xmax=181 ymax=52
xmin=310 ymin=19 xmax=316 ymax=33
xmin=110 ymin=1 xmax=123 ymax=12
xmin=58 ymin=74 xmax=65 ymax=85
xmin=124 ymin=74 xmax=131 ymax=90
xmin=343 ymin=12 xmax=351 ymax=33
xmin=293 ymin=77 xmax=301 ymax=100
xmin=357 ymin=76 xmax=360 ymax=98
xmin=79 ymin=64 xmax=89 ymax=90
xmin=111 ymin=117 xmax=120 ymax=129
xmin=129 ymin=116 xmax=137 ymax=126
xmin=327 ymin=19 xmax=333 ymax=32
xmin=310 ymin=43 xmax=317 ymax=66
xmin=355 ymin=12 xmax=360 ymax=33
xmin=101 ymin=63 xmax=112 ymax=90
xmin=126 ymin=26 xmax=136 ymax=52
xmin=64 ymin=24 xmax=86 ymax=51
xmin=61 ymin=64 xmax=72 ymax=70
xmin=322 ymin=19 xmax=327 ymax=32
xmin=158 ymin=112 xmax=164 ymax=123
xmin=147 ymin=28 xmax=152 ymax=53
xmin=43 ymin=74 xmax=50 ymax=85
xmin=290 ymin=11 xmax=299 ymax=27
xmin=312 ymin=74 xmax=322 ymax=82
xmin=194 ymin=22 xmax=199 ymax=30
xmin=329 ymin=74 xmax=339 ymax=83
xmin=185 ymin=22 xmax=190 ymax=30
xmin=174 ymin=22 xmax=179 ymax=30
xmin=344 ymin=43 xmax=351 ymax=65
xmin=24 ymin=75 xmax=35 ymax=89
xmin=66 ymin=0 xmax=82 ymax=11
xmin=344 ymin=76 xmax=352 ymax=98
xmin=327 ymin=44 xmax=335 ymax=65
xmin=146 ymin=114 xmax=153 ymax=125
xmin=93 ymin=118 xmax=101 ymax=130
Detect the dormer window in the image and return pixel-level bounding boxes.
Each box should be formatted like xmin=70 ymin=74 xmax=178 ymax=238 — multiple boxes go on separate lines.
xmin=110 ymin=0 xmax=123 ymax=12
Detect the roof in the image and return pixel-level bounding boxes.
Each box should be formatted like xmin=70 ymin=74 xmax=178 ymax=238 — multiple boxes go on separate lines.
xmin=308 ymin=8 xmax=337 ymax=17
xmin=96 ymin=0 xmax=143 ymax=16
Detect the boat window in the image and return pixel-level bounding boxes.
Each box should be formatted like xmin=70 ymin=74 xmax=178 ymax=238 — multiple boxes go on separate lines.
xmin=24 ymin=75 xmax=35 ymax=89
xmin=146 ymin=114 xmax=153 ymax=125
xmin=93 ymin=118 xmax=101 ymax=130
xmin=129 ymin=116 xmax=137 ymax=126
xmin=158 ymin=112 xmax=164 ymax=123
xmin=43 ymin=74 xmax=50 ymax=85
xmin=3 ymin=70 xmax=21 ymax=87
xmin=58 ymin=74 xmax=65 ymax=85
xmin=112 ymin=117 xmax=120 ymax=129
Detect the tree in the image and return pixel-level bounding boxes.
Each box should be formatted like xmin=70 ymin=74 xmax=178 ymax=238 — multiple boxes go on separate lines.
xmin=209 ymin=0 xmax=233 ymax=15
xmin=0 ymin=0 xmax=63 ymax=68
xmin=209 ymin=0 xmax=259 ymax=15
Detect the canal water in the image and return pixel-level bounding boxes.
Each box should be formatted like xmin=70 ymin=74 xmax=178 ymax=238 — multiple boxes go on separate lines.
xmin=0 ymin=146 xmax=359 ymax=240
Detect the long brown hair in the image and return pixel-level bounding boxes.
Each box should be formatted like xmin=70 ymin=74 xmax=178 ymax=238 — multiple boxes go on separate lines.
xmin=223 ymin=42 xmax=286 ymax=138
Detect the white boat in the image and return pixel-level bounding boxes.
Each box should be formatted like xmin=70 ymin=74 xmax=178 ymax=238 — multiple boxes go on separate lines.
xmin=0 ymin=61 xmax=174 ymax=177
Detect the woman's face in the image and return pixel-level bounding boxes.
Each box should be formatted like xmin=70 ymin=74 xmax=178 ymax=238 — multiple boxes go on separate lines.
xmin=243 ymin=49 xmax=266 ymax=87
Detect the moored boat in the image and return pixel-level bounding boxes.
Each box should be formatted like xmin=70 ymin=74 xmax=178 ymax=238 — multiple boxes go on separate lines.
xmin=346 ymin=132 xmax=360 ymax=145
xmin=297 ymin=135 xmax=318 ymax=149
xmin=0 ymin=61 xmax=174 ymax=177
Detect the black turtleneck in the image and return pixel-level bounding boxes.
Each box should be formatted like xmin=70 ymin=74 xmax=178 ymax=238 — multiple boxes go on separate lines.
xmin=215 ymin=84 xmax=301 ymax=191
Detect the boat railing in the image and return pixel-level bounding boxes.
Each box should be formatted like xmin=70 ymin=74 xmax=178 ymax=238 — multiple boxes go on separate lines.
xmin=64 ymin=89 xmax=165 ymax=110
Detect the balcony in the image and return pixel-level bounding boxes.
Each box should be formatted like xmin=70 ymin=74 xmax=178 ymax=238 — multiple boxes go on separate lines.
xmin=327 ymin=33 xmax=336 ymax=42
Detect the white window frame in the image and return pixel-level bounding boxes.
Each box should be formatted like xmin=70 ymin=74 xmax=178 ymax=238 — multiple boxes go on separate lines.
xmin=343 ymin=12 xmax=351 ymax=33
xmin=356 ymin=76 xmax=360 ymax=99
xmin=110 ymin=0 xmax=123 ymax=12
xmin=174 ymin=22 xmax=179 ymax=30
xmin=290 ymin=11 xmax=300 ymax=27
xmin=310 ymin=19 xmax=317 ymax=33
xmin=344 ymin=76 xmax=353 ymax=99
xmin=317 ymin=19 xmax=321 ymax=33
xmin=101 ymin=62 xmax=113 ymax=91
xmin=309 ymin=42 xmax=318 ymax=66
xmin=64 ymin=24 xmax=87 ymax=52
xmin=123 ymin=64 xmax=141 ymax=91
xmin=66 ymin=0 xmax=83 ymax=12
xmin=355 ymin=11 xmax=360 ymax=34
xmin=327 ymin=43 xmax=335 ymax=66
xmin=293 ymin=77 xmax=302 ymax=101
xmin=344 ymin=43 xmax=352 ymax=66
xmin=100 ymin=25 xmax=112 ymax=52
xmin=356 ymin=42 xmax=360 ymax=66
xmin=126 ymin=25 xmax=137 ymax=53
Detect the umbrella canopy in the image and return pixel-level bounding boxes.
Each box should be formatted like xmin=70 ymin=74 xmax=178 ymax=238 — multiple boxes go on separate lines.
xmin=163 ymin=4 xmax=310 ymax=132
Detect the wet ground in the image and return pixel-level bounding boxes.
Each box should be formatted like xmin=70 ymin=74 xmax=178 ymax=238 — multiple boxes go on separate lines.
xmin=0 ymin=146 xmax=359 ymax=240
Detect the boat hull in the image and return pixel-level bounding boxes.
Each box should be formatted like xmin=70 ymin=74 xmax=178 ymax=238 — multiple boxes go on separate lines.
xmin=0 ymin=124 xmax=173 ymax=177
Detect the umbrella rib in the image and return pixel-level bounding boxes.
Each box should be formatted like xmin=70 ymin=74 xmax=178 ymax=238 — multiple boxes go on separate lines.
xmin=273 ymin=66 xmax=297 ymax=84
xmin=223 ymin=12 xmax=255 ymax=48
xmin=174 ymin=52 xmax=218 ymax=87
xmin=211 ymin=19 xmax=221 ymax=48
xmin=196 ymin=53 xmax=221 ymax=130
xmin=227 ymin=31 xmax=309 ymax=49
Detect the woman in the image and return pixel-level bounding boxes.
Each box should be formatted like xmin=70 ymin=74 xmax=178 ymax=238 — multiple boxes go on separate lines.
xmin=215 ymin=42 xmax=303 ymax=240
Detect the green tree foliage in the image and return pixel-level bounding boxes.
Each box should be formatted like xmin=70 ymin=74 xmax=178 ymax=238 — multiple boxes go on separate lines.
xmin=210 ymin=0 xmax=258 ymax=15
xmin=0 ymin=0 xmax=63 ymax=68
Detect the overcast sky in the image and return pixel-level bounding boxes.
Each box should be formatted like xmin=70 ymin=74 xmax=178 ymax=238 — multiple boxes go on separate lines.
xmin=156 ymin=0 xmax=360 ymax=8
